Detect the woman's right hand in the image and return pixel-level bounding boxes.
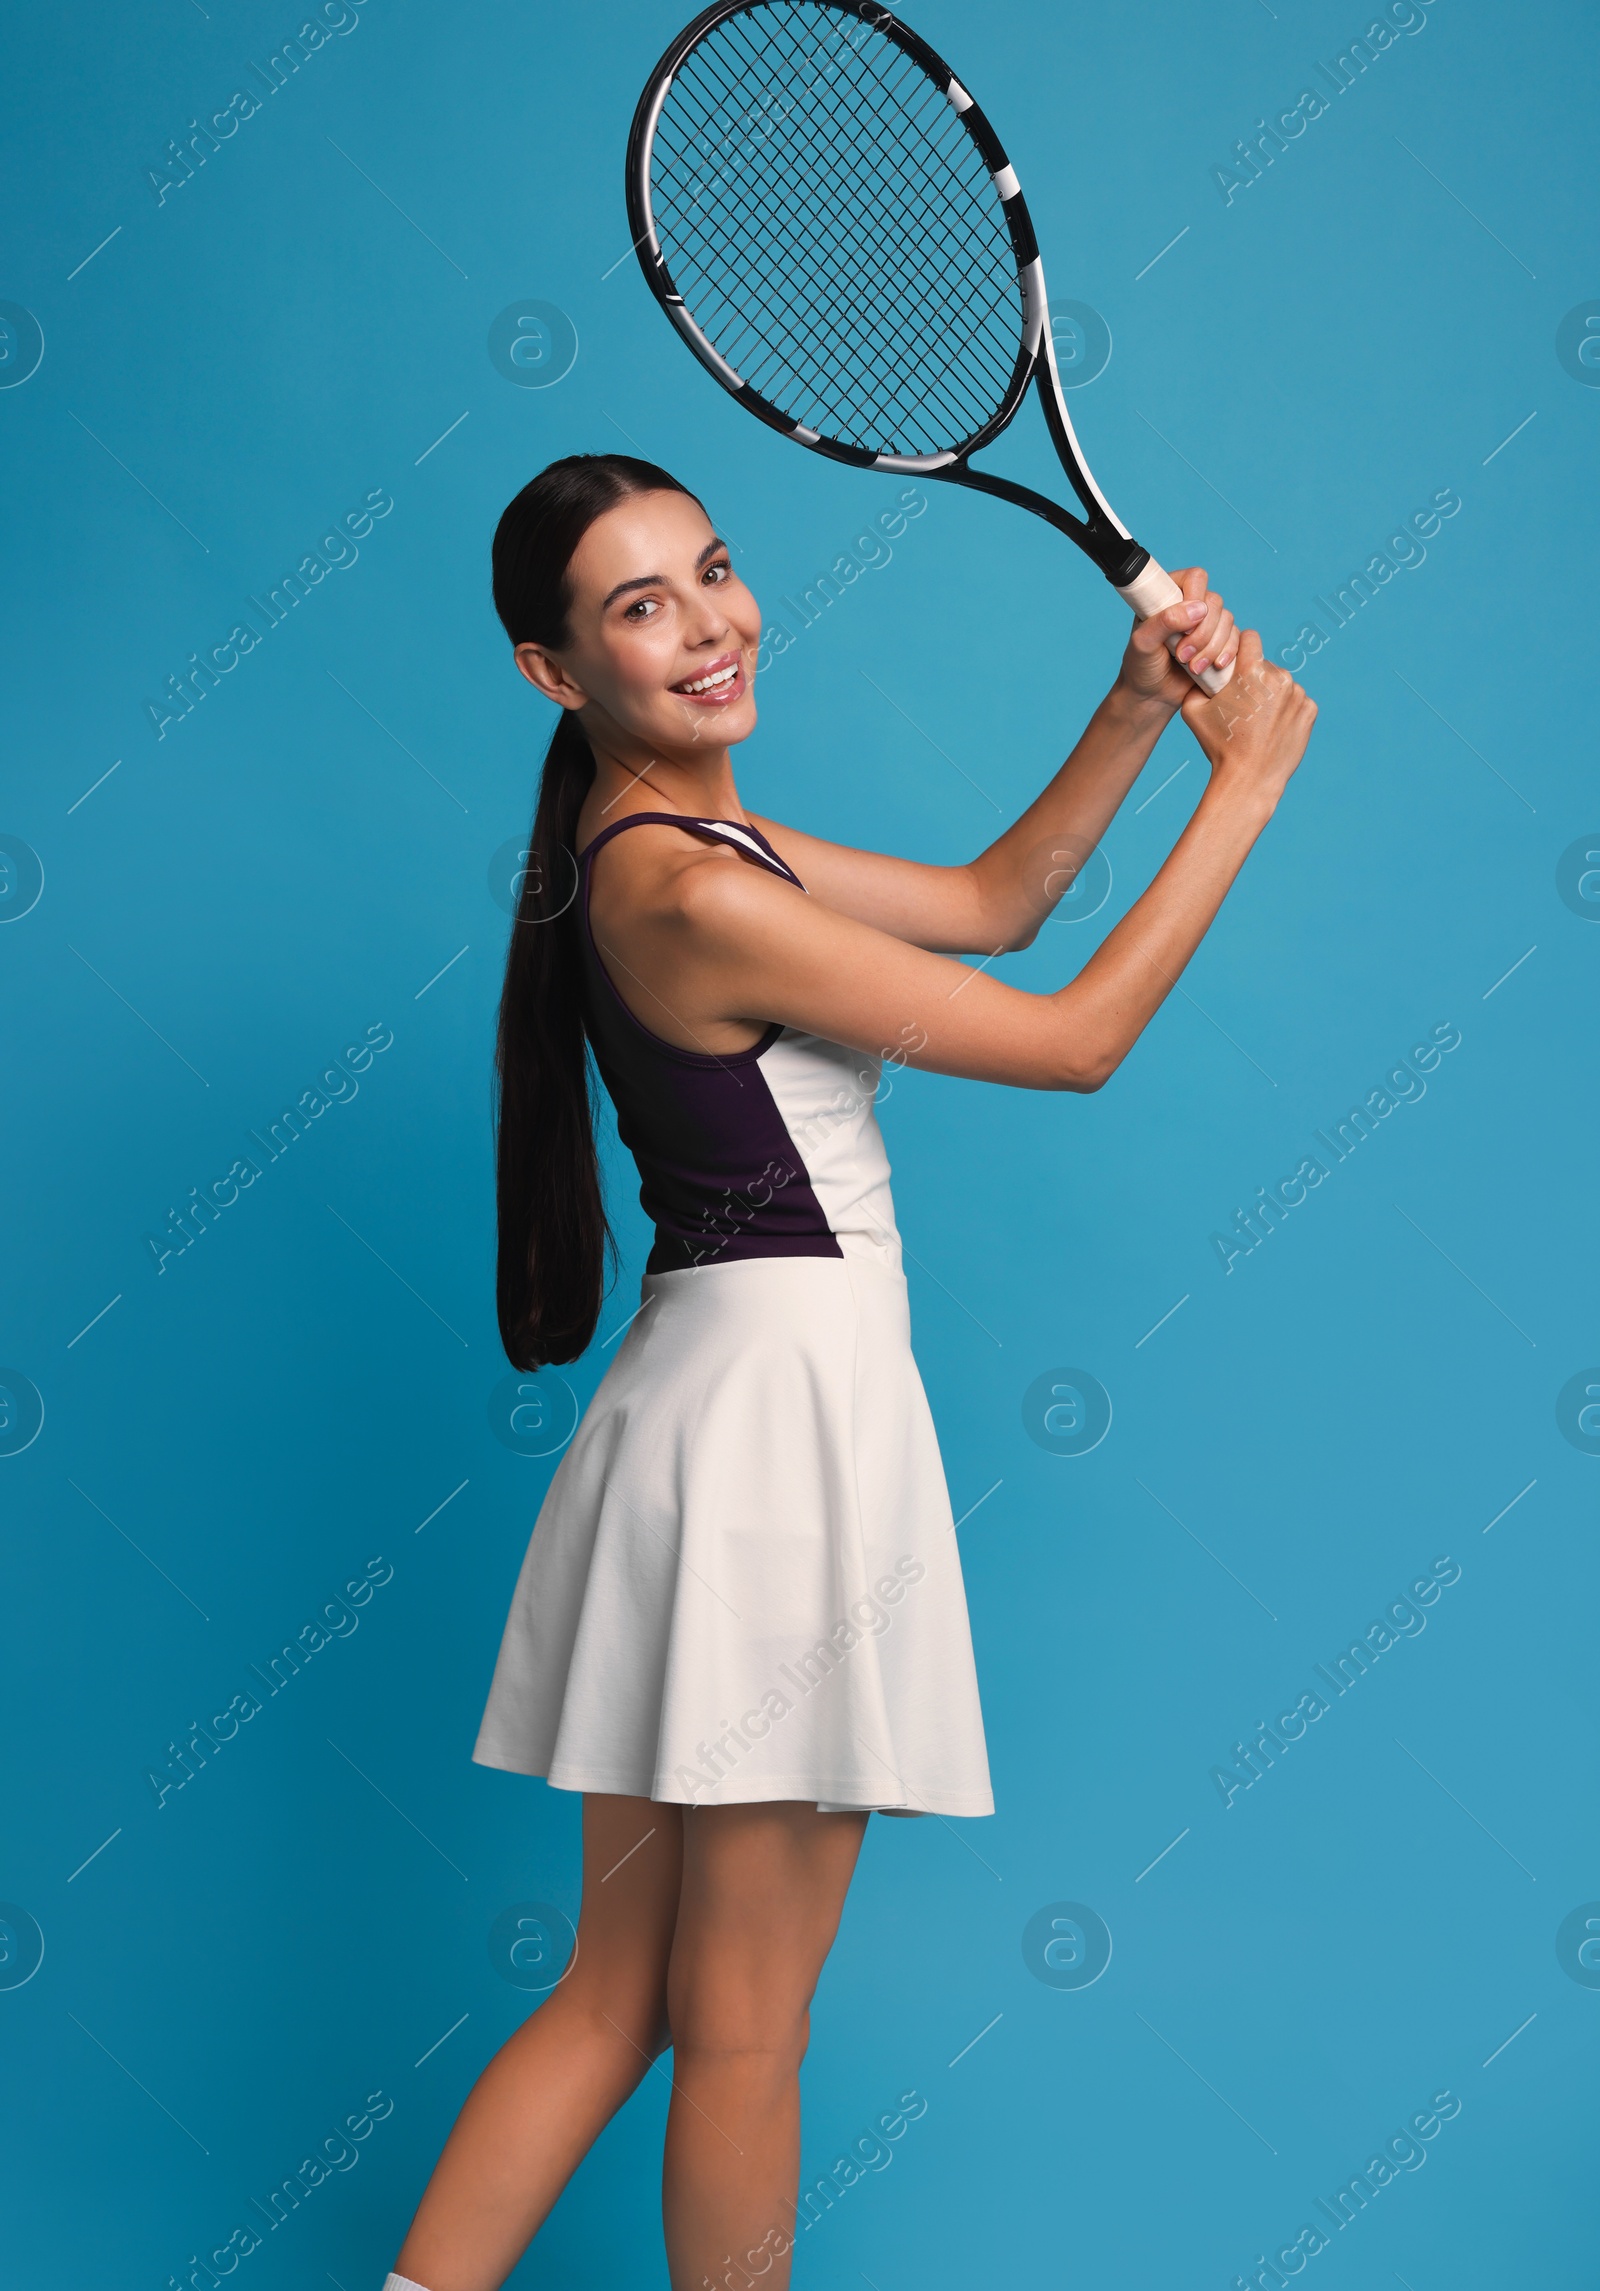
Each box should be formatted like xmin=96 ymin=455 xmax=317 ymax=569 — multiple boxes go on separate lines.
xmin=1180 ymin=628 xmax=1317 ymax=812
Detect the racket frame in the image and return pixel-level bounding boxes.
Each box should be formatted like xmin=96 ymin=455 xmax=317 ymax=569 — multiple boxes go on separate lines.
xmin=627 ymin=0 xmax=1238 ymax=693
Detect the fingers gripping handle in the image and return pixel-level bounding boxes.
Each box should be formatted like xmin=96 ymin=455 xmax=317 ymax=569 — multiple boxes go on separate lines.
xmin=1116 ymin=559 xmax=1236 ymax=695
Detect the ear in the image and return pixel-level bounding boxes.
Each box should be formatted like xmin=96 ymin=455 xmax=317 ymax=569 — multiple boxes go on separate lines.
xmin=514 ymin=641 xmax=589 ymax=708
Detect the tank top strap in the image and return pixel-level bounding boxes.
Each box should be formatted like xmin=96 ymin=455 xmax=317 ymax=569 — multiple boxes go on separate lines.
xmin=579 ymin=811 xmax=805 ymax=890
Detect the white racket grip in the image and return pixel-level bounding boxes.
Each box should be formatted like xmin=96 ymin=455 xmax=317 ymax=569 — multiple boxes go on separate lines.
xmin=1115 ymin=558 xmax=1235 ymax=695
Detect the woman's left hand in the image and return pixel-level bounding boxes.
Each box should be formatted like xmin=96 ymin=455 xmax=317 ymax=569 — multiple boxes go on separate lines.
xmin=1116 ymin=566 xmax=1238 ymax=712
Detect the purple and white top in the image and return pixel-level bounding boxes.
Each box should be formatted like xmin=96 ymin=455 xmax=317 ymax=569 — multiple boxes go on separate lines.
xmin=579 ymin=812 xmax=902 ymax=1280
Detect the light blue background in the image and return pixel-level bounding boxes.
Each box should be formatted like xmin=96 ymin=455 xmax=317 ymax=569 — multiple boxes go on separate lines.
xmin=2 ymin=0 xmax=1595 ymax=2283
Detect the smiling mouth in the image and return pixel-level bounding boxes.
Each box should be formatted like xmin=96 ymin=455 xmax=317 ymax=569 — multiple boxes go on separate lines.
xmin=671 ymin=654 xmax=743 ymax=698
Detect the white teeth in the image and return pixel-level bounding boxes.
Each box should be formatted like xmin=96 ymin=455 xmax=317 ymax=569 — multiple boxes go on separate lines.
xmin=677 ymin=663 xmax=738 ymax=694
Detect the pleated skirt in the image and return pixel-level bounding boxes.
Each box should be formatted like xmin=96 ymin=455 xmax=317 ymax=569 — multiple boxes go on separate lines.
xmin=472 ymin=1251 xmax=993 ymax=1816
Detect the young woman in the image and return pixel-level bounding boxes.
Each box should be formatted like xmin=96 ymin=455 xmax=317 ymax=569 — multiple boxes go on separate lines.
xmin=385 ymin=454 xmax=1315 ymax=2291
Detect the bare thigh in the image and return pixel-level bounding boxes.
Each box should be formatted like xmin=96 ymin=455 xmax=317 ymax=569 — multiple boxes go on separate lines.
xmin=667 ymin=1802 xmax=868 ymax=2052
xmin=566 ymin=1793 xmax=685 ymax=2042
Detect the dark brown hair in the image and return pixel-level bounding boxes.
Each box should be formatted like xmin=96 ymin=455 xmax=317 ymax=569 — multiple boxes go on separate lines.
xmin=490 ymin=452 xmax=697 ymax=1367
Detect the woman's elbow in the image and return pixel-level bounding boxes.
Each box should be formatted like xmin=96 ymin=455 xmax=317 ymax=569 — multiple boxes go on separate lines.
xmin=1045 ymin=1039 xmax=1121 ymax=1093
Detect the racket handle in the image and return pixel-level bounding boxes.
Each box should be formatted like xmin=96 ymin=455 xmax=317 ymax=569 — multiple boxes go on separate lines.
xmin=1115 ymin=559 xmax=1236 ymax=696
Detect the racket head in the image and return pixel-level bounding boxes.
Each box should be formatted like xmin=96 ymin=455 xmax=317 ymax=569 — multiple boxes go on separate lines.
xmin=625 ymin=0 xmax=1047 ymax=473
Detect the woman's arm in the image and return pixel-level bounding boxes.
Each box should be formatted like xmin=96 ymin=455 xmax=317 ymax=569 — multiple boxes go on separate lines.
xmin=752 ymin=569 xmax=1237 ymax=954
xmin=644 ymin=633 xmax=1313 ymax=1091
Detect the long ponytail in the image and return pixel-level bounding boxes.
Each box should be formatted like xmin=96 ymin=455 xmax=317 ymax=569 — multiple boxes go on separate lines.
xmin=490 ymin=453 xmax=697 ymax=1367
xmin=494 ymin=710 xmax=602 ymax=1366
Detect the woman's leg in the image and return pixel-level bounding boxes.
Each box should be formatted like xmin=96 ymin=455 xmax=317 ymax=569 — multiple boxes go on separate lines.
xmin=662 ymin=1802 xmax=868 ymax=2291
xmin=393 ymin=1793 xmax=683 ymax=2291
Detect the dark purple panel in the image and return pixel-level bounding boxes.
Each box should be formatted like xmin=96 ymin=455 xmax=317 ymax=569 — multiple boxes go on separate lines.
xmin=577 ymin=814 xmax=842 ymax=1274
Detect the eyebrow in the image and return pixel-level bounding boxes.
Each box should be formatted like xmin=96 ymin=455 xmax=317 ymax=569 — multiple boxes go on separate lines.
xmin=601 ymin=536 xmax=728 ymax=611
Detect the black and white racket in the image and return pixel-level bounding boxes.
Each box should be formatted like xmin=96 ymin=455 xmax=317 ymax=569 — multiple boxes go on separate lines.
xmin=625 ymin=0 xmax=1236 ymax=696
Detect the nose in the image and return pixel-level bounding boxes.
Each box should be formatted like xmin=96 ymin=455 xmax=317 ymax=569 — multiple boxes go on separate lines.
xmin=682 ymin=582 xmax=731 ymax=646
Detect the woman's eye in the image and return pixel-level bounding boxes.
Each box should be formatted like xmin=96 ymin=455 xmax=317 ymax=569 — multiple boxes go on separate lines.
xmin=623 ymin=597 xmax=660 ymax=621
xmin=703 ymin=560 xmax=731 ymax=584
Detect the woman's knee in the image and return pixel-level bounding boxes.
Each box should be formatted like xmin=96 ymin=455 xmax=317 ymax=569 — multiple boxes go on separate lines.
xmin=529 ymin=1986 xmax=672 ymax=2092
xmin=667 ymin=1980 xmax=809 ymax=2074
xmin=549 ymin=1955 xmax=671 ymax=2058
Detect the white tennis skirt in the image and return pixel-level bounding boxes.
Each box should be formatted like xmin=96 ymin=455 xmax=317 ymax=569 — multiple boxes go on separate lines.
xmin=472 ymin=1251 xmax=993 ymax=1816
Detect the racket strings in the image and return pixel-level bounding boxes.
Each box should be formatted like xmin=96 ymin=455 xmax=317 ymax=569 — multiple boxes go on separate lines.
xmin=647 ymin=0 xmax=1023 ymax=457
xmin=656 ymin=101 xmax=1006 ymax=452
xmin=661 ymin=19 xmax=1013 ymax=433
xmin=666 ymin=74 xmax=1006 ymax=448
xmin=650 ymin=165 xmax=1005 ymax=450
xmin=701 ymin=31 xmax=1020 ymax=430
xmin=686 ymin=8 xmax=1016 ymax=423
xmin=719 ymin=10 xmax=991 ymax=275
xmin=670 ymin=29 xmax=948 ymax=356
xmin=662 ymin=72 xmax=899 ymax=371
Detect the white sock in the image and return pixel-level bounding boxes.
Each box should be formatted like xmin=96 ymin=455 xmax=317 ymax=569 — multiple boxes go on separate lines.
xmin=384 ymin=2275 xmax=433 ymax=2291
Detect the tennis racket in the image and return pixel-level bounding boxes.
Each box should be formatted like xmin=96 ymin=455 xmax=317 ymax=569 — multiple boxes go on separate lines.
xmin=624 ymin=0 xmax=1237 ymax=696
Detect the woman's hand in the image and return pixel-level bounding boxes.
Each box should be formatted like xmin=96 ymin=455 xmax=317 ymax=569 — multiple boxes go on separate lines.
xmin=1115 ymin=565 xmax=1238 ymax=712
xmin=1180 ymin=628 xmax=1316 ymax=814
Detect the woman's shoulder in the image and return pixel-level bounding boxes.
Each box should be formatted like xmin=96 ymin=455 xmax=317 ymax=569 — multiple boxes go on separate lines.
xmin=583 ymin=813 xmax=773 ymax=934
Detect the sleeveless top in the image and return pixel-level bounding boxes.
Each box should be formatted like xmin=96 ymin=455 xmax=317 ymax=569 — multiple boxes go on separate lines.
xmin=577 ymin=812 xmax=902 ymax=1279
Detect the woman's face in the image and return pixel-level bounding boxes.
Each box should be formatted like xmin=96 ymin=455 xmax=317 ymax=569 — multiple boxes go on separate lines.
xmin=516 ymin=489 xmax=762 ymax=759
